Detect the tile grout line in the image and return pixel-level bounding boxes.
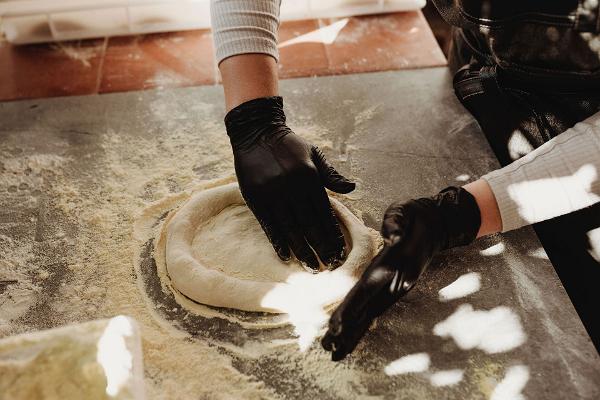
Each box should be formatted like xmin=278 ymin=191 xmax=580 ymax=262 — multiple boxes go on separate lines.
xmin=94 ymin=37 xmax=109 ymax=94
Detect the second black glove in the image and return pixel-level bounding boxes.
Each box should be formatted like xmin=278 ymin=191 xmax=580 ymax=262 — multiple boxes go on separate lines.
xmin=322 ymin=186 xmax=481 ymax=360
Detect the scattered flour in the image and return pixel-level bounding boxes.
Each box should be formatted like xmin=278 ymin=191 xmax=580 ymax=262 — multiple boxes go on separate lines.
xmin=354 ymin=104 xmax=382 ymax=127
xmin=0 ymin=152 xmax=70 ymax=336
xmin=145 ymin=71 xmax=192 ymax=90
xmin=1 ymin=122 xmax=276 ymax=398
xmin=0 ymin=95 xmax=548 ymax=398
xmin=1 ymin=109 xmax=379 ymax=399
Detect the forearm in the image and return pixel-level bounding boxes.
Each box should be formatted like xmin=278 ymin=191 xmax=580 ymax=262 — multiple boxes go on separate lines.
xmin=210 ymin=0 xmax=281 ymax=111
xmin=480 ymin=111 xmax=600 ymax=232
xmin=220 ymin=55 xmax=278 ymax=111
xmin=464 ymin=179 xmax=502 ymax=238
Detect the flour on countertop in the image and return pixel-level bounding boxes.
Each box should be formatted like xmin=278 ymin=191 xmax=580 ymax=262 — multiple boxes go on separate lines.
xmin=0 ymin=108 xmax=377 ymax=399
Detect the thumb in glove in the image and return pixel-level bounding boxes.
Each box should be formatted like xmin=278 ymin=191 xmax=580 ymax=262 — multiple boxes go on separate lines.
xmin=312 ymin=147 xmax=356 ymax=194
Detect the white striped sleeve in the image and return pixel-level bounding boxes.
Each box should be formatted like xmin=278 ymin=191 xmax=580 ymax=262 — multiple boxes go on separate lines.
xmin=210 ymin=0 xmax=281 ymax=65
xmin=482 ymin=111 xmax=600 ymax=232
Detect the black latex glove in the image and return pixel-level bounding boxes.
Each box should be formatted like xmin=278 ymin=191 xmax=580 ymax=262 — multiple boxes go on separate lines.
xmin=322 ymin=186 xmax=481 ymax=360
xmin=225 ymin=96 xmax=355 ymax=272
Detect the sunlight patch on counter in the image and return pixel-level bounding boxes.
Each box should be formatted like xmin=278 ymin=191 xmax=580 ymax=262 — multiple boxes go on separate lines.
xmin=97 ymin=316 xmax=136 ymax=397
xmin=491 ymin=365 xmax=530 ymax=400
xmin=384 ymin=353 xmax=431 ymax=376
xmin=438 ymin=272 xmax=481 ymax=302
xmin=480 ymin=242 xmax=505 ymax=256
xmin=433 ymin=305 xmax=526 ymax=354
xmin=429 ymin=369 xmax=464 ymax=387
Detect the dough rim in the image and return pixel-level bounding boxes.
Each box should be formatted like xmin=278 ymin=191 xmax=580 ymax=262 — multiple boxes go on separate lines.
xmin=164 ymin=182 xmax=379 ymax=314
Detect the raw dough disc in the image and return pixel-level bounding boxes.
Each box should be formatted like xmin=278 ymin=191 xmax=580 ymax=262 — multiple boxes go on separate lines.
xmin=164 ymin=182 xmax=380 ymax=314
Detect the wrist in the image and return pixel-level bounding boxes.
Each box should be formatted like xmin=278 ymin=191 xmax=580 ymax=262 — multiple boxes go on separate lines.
xmin=224 ymin=96 xmax=288 ymax=150
xmin=219 ymin=54 xmax=279 ymax=112
xmin=433 ymin=186 xmax=482 ymax=249
xmin=463 ymin=179 xmax=502 ymax=237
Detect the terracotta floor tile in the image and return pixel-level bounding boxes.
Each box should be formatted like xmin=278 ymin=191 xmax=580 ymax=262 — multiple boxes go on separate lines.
xmin=100 ymin=30 xmax=215 ymax=93
xmin=0 ymin=11 xmax=446 ymax=101
xmin=278 ymin=19 xmax=330 ymax=79
xmin=0 ymin=39 xmax=106 ymax=102
xmin=323 ymin=12 xmax=446 ymax=74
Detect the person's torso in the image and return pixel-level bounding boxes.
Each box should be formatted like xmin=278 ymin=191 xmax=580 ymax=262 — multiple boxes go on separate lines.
xmin=433 ymin=0 xmax=600 ymax=85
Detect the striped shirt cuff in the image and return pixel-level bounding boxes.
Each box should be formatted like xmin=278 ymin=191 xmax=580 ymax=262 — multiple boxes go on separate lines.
xmin=482 ymin=111 xmax=600 ymax=232
xmin=211 ymin=0 xmax=281 ymax=64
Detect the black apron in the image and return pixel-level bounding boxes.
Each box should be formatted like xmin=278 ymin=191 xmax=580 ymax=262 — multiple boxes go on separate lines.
xmin=432 ymin=0 xmax=600 ymax=353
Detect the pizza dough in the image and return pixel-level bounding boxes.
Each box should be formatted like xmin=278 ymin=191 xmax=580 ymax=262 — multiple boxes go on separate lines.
xmin=164 ymin=182 xmax=380 ymax=314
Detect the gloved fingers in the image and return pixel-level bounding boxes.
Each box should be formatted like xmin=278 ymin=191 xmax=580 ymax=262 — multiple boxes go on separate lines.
xmin=340 ymin=250 xmax=399 ymax=317
xmin=321 ymin=307 xmax=376 ymax=361
xmin=247 ymin=200 xmax=291 ymax=261
xmin=322 ymin=250 xmax=402 ymax=343
xmin=322 ymin=310 xmax=354 ymax=361
xmin=273 ymin=201 xmax=320 ymax=272
xmin=322 ymin=331 xmax=349 ymax=361
xmin=321 ymin=329 xmax=337 ymax=352
xmin=381 ymin=203 xmax=408 ymax=244
xmin=288 ymin=231 xmax=320 ymax=272
xmin=322 ymin=262 xmax=404 ymax=361
xmin=322 ymin=257 xmax=395 ymax=335
xmin=304 ymin=224 xmax=345 ymax=269
xmin=311 ymin=147 xmax=356 ymax=194
xmin=322 ymin=278 xmax=392 ymax=361
xmin=289 ymin=192 xmax=341 ymax=268
xmin=309 ymin=186 xmax=346 ymax=269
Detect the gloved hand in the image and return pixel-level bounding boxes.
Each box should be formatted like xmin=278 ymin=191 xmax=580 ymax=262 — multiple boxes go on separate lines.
xmin=225 ymin=96 xmax=355 ymax=272
xmin=321 ymin=186 xmax=481 ymax=360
